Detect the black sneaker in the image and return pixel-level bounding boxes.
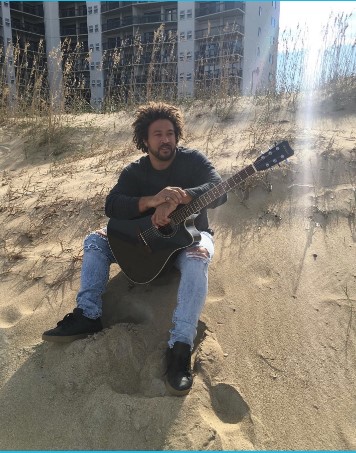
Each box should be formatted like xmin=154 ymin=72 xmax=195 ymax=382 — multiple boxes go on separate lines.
xmin=42 ymin=308 xmax=103 ymax=343
xmin=165 ymin=341 xmax=193 ymax=396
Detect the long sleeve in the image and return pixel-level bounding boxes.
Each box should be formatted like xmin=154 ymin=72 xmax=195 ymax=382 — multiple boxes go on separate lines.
xmin=105 ymin=166 xmax=142 ymax=220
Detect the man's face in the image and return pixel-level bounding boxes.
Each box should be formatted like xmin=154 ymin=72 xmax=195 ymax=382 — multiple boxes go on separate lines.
xmin=144 ymin=119 xmax=177 ymax=162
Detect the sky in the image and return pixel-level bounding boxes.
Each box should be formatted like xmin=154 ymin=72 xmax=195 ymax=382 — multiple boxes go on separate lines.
xmin=276 ymin=1 xmax=356 ymax=90
xmin=279 ymin=1 xmax=356 ymax=44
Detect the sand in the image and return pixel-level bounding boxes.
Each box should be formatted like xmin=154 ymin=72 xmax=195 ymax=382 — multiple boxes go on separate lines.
xmin=0 ymin=91 xmax=355 ymax=450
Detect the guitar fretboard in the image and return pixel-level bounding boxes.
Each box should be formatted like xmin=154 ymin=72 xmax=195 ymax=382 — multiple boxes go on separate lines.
xmin=170 ymin=164 xmax=256 ymax=225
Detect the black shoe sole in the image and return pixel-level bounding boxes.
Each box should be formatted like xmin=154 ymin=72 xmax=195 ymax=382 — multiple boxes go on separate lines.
xmin=42 ymin=332 xmax=97 ymax=343
xmin=165 ymin=378 xmax=192 ymax=396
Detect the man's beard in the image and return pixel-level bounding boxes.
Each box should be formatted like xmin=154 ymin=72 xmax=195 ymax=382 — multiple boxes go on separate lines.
xmin=149 ymin=144 xmax=176 ymax=161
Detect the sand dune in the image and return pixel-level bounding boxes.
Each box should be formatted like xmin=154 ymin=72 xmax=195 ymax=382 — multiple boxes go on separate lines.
xmin=0 ymin=93 xmax=355 ymax=449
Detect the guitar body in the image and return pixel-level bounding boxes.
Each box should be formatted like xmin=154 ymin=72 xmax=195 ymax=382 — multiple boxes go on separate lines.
xmin=107 ymin=215 xmax=201 ymax=284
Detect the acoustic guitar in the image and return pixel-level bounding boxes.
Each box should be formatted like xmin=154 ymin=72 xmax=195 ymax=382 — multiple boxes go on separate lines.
xmin=107 ymin=141 xmax=294 ymax=284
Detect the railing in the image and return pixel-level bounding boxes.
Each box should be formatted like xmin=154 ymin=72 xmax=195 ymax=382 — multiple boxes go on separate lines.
xmin=102 ymin=14 xmax=177 ymax=32
xmin=59 ymin=6 xmax=87 ymax=18
xmin=195 ymin=23 xmax=244 ymax=39
xmin=101 ymin=2 xmax=121 ymax=13
xmin=136 ymin=14 xmax=177 ymax=24
xmin=11 ymin=20 xmax=45 ymax=35
xmin=23 ymin=3 xmax=44 ymax=17
xmin=61 ymin=26 xmax=87 ymax=36
xmin=196 ymin=1 xmax=244 ymax=18
xmin=10 ymin=2 xmax=44 ymax=16
xmin=102 ymin=16 xmax=133 ymax=31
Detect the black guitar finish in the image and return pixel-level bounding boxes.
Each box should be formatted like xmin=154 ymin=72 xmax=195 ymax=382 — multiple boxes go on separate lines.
xmin=107 ymin=214 xmax=201 ymax=284
xmin=107 ymin=141 xmax=294 ymax=284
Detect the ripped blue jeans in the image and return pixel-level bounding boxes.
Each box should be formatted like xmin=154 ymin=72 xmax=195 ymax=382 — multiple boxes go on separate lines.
xmin=77 ymin=228 xmax=214 ymax=348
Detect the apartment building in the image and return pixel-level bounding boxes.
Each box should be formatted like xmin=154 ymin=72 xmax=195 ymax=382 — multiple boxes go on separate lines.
xmin=0 ymin=1 xmax=280 ymax=109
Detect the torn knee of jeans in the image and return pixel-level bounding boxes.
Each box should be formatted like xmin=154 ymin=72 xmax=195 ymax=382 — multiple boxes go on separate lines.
xmin=94 ymin=228 xmax=107 ymax=238
xmin=84 ymin=233 xmax=107 ymax=252
xmin=186 ymin=246 xmax=210 ymax=260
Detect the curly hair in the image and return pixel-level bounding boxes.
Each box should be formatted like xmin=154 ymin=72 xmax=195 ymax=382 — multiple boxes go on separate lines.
xmin=132 ymin=102 xmax=184 ymax=153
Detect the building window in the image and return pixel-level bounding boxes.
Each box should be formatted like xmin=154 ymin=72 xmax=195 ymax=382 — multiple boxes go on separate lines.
xmin=258 ymin=27 xmax=261 ymax=37
xmin=257 ymin=47 xmax=260 ymax=57
xmin=272 ymin=1 xmax=277 ymax=9
xmin=7 ymin=38 xmax=11 ymax=45
xmin=269 ymin=72 xmax=273 ymax=81
xmin=180 ymin=32 xmax=185 ymax=41
xmin=186 ymin=73 xmax=192 ymax=81
xmin=179 ymin=72 xmax=184 ymax=81
xmin=179 ymin=52 xmax=184 ymax=61
xmin=94 ymin=5 xmax=98 ymax=13
xmin=259 ymin=6 xmax=262 ymax=16
xmin=95 ymin=62 xmax=100 ymax=69
xmin=89 ymin=25 xmax=94 ymax=33
xmin=5 ymin=18 xmax=10 ymax=26
xmin=97 ymin=80 xmax=101 ymax=87
xmin=187 ymin=9 xmax=192 ymax=19
xmin=179 ymin=10 xmax=185 ymax=20
xmin=91 ymin=80 xmax=96 ymax=87
xmin=89 ymin=44 xmax=94 ymax=51
xmin=186 ymin=51 xmax=192 ymax=61
xmin=90 ymin=62 xmax=95 ymax=70
xmin=271 ymin=17 xmax=276 ymax=28
xmin=95 ymin=43 xmax=100 ymax=51
xmin=88 ymin=6 xmax=92 ymax=14
xmin=8 ymin=57 xmax=13 ymax=65
xmin=94 ymin=24 xmax=99 ymax=32
xmin=187 ymin=30 xmax=192 ymax=40
xmin=4 ymin=1 xmax=9 ymax=5
xmin=269 ymin=54 xmax=274 ymax=64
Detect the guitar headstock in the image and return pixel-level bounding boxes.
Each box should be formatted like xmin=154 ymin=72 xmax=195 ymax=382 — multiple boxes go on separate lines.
xmin=253 ymin=141 xmax=294 ymax=172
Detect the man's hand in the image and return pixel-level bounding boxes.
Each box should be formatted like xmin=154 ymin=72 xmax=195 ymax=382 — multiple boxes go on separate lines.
xmin=139 ymin=186 xmax=190 ymax=213
xmin=151 ymin=201 xmax=177 ymax=227
xmin=153 ymin=186 xmax=188 ymax=206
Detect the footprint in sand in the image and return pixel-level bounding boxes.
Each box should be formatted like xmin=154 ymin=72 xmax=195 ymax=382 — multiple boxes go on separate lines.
xmin=0 ymin=304 xmax=30 ymax=328
xmin=196 ymin=335 xmax=268 ymax=449
xmin=209 ymin=382 xmax=250 ymax=424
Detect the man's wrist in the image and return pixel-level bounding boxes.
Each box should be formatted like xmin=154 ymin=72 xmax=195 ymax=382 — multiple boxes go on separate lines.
xmin=138 ymin=196 xmax=155 ymax=212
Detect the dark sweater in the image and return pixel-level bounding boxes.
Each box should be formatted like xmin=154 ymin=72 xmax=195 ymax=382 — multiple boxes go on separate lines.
xmin=105 ymin=147 xmax=227 ymax=233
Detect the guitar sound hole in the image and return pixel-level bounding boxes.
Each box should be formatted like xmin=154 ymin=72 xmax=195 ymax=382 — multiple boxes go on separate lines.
xmin=157 ymin=222 xmax=176 ymax=237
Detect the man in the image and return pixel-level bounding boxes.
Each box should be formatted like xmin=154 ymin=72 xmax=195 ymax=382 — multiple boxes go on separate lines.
xmin=42 ymin=102 xmax=227 ymax=396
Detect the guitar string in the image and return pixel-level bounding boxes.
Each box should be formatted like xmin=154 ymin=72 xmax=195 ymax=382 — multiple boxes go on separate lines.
xmin=142 ymin=165 xmax=255 ymax=241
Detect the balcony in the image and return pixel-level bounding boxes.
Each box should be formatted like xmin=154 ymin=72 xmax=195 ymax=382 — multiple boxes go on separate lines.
xmin=11 ymin=19 xmax=45 ymax=36
xmin=61 ymin=25 xmax=87 ymax=36
xmin=195 ymin=23 xmax=244 ymax=40
xmin=196 ymin=2 xmax=245 ymax=18
xmin=59 ymin=6 xmax=87 ymax=18
xmin=102 ymin=13 xmax=177 ymax=32
xmin=102 ymin=16 xmax=133 ymax=32
xmin=10 ymin=3 xmax=44 ymax=17
xmin=137 ymin=13 xmax=177 ymax=24
xmin=101 ymin=2 xmax=121 ymax=13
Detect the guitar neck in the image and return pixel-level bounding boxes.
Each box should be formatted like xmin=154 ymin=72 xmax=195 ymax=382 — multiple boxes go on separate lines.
xmin=170 ymin=164 xmax=256 ymax=224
